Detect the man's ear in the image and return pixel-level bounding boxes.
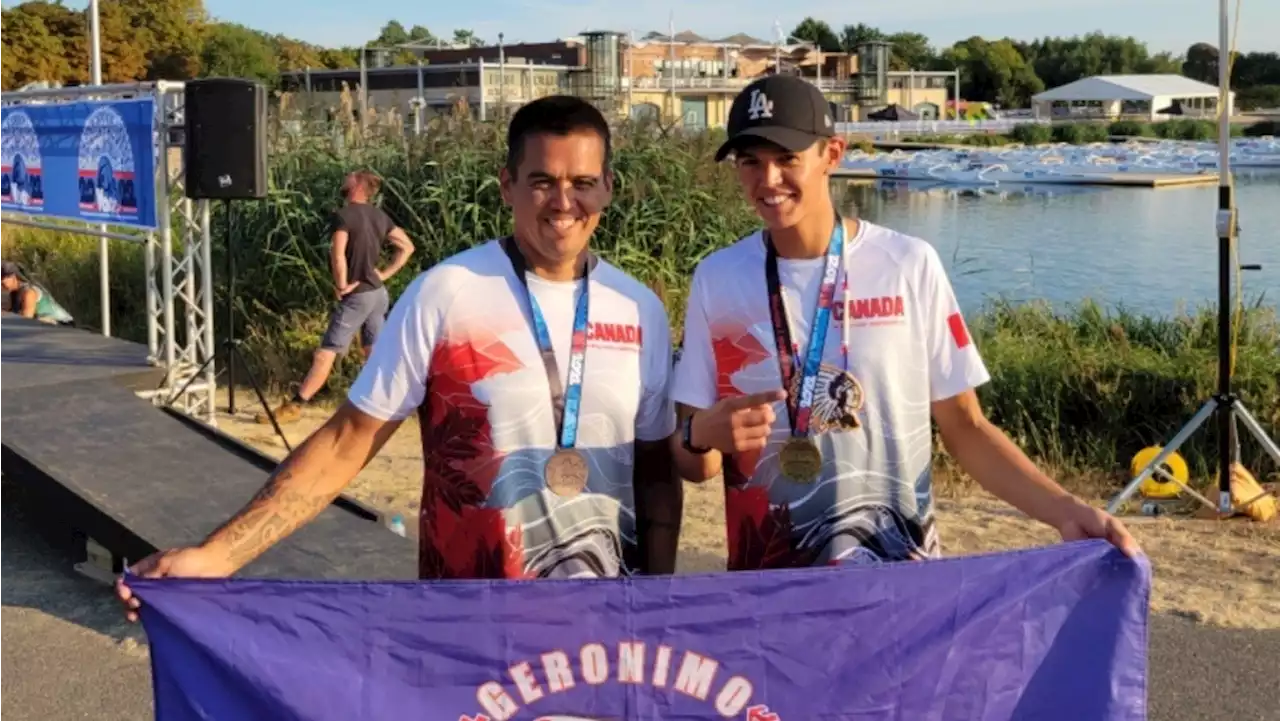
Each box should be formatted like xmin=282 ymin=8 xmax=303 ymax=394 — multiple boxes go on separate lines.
xmin=823 ymin=136 xmax=848 ymax=173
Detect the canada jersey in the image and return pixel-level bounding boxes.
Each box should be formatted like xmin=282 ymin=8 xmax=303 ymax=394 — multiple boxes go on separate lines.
xmin=348 ymin=239 xmax=676 ymax=580
xmin=670 ymin=220 xmax=991 ymax=570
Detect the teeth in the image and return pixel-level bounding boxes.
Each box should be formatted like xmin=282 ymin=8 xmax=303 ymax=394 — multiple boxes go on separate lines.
xmin=547 ymin=218 xmax=576 ymax=230
xmin=762 ymin=196 xmax=789 ymax=206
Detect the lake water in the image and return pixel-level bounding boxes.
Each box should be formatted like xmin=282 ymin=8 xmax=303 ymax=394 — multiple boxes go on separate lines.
xmin=837 ymin=168 xmax=1280 ymax=318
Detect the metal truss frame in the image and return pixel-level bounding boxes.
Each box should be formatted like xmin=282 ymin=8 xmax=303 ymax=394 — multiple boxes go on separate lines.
xmin=1 ymin=81 xmax=216 ymax=424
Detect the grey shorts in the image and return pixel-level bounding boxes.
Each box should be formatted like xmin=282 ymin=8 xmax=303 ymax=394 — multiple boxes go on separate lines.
xmin=320 ymin=286 xmax=390 ymax=354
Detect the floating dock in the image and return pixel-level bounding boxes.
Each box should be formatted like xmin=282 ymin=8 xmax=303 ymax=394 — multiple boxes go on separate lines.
xmin=831 ymin=167 xmax=1221 ymax=188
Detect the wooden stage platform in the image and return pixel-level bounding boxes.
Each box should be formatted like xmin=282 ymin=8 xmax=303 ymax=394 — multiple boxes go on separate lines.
xmin=1 ymin=315 xmax=414 ymax=580
xmin=831 ymin=166 xmax=1220 ymax=187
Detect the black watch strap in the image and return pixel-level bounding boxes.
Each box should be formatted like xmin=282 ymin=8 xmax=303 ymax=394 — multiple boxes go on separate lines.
xmin=681 ymin=413 xmax=710 ymax=454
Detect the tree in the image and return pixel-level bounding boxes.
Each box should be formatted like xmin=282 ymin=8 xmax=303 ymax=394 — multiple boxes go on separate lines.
xmin=1 ymin=5 xmax=75 ymax=89
xmin=790 ymin=17 xmax=841 ymax=53
xmin=944 ymin=37 xmax=1044 ymax=107
xmin=884 ymin=32 xmax=934 ymax=70
xmin=839 ymin=23 xmax=884 ymax=52
xmin=452 ymin=29 xmax=482 ymax=48
xmin=375 ymin=21 xmax=411 ymax=46
xmin=318 ymin=47 xmax=360 ymax=70
xmin=201 ymin=23 xmax=277 ymax=84
xmin=408 ymin=25 xmax=435 ymax=44
xmin=7 ymin=1 xmax=89 ymax=85
xmin=273 ymin=37 xmax=326 ymax=73
xmin=1182 ymin=43 xmax=1218 ymax=84
xmin=124 ymin=0 xmax=207 ymax=79
xmin=97 ymin=1 xmax=150 ymax=82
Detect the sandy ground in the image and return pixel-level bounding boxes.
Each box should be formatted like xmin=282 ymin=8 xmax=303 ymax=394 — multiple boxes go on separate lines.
xmin=2 ymin=387 xmax=1277 ymax=721
xmin=217 ymin=387 xmax=1280 ymax=631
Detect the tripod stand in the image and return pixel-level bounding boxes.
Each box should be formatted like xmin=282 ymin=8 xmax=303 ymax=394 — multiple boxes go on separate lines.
xmin=1106 ymin=0 xmax=1279 ymax=515
xmin=164 ymin=199 xmax=294 ymax=453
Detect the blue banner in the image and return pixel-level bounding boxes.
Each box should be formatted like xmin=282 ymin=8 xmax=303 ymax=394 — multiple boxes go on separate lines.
xmin=130 ymin=541 xmax=1149 ymax=721
xmin=1 ymin=97 xmax=158 ymax=229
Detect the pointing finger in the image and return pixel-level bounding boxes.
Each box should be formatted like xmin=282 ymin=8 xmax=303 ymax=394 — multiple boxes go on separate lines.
xmin=725 ymin=390 xmax=787 ymax=411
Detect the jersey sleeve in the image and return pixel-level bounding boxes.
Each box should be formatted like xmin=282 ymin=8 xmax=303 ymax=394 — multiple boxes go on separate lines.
xmin=634 ymin=296 xmax=677 ymax=442
xmin=347 ymin=271 xmax=440 ymax=420
xmin=669 ymin=265 xmax=718 ymax=410
xmin=919 ymin=243 xmax=991 ymax=402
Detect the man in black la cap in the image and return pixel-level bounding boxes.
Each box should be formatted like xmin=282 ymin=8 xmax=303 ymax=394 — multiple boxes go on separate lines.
xmin=669 ymin=74 xmax=1140 ymax=572
xmin=714 ymin=74 xmax=837 ymax=162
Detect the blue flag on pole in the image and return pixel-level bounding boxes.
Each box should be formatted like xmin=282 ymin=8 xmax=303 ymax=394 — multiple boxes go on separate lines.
xmin=130 ymin=540 xmax=1149 ymax=721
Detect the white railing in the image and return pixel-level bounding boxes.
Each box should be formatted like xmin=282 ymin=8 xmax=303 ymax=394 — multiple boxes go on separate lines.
xmin=834 ymin=118 xmax=1052 ymax=136
xmin=625 ymin=76 xmax=861 ymax=92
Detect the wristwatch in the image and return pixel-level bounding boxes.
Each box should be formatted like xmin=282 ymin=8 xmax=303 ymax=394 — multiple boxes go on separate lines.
xmin=681 ymin=413 xmax=710 ymax=455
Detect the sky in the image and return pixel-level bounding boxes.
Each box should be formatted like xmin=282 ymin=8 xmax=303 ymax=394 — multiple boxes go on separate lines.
xmin=18 ymin=1 xmax=1280 ymax=56
xmin=202 ymin=0 xmax=1269 ymax=54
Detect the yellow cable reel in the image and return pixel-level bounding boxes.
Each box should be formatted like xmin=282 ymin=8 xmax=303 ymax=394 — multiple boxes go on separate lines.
xmin=1130 ymin=446 xmax=1190 ymax=500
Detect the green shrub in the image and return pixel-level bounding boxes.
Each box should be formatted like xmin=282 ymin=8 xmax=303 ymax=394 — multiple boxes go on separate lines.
xmin=1108 ymin=120 xmax=1153 ymax=137
xmin=1010 ymin=123 xmax=1053 ymax=145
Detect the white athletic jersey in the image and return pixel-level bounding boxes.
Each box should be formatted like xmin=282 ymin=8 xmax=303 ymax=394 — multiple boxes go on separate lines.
xmin=348 ymin=239 xmax=676 ymax=580
xmin=671 ymin=219 xmax=991 ymax=570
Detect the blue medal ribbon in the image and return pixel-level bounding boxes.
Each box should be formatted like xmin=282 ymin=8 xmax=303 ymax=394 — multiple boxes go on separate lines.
xmin=501 ymin=238 xmax=592 ymax=450
xmin=764 ymin=216 xmax=846 ymax=438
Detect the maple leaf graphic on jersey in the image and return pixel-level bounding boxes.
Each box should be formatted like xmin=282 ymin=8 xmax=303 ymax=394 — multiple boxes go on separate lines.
xmin=726 ymin=486 xmax=815 ymax=571
xmin=710 ymin=324 xmax=771 ymax=485
xmin=417 ymin=333 xmax=528 ymax=579
xmin=711 ymin=326 xmax=770 ymax=400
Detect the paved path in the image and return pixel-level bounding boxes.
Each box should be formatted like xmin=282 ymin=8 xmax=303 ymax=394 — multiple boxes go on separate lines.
xmin=2 ymin=479 xmax=1275 ymax=721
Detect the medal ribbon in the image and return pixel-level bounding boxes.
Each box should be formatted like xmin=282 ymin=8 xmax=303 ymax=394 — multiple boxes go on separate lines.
xmin=764 ymin=215 xmax=845 ymax=439
xmin=501 ymin=237 xmax=592 ymax=450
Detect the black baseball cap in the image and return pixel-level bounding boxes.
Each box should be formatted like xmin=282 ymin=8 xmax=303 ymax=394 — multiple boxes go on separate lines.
xmin=715 ymin=75 xmax=835 ymax=162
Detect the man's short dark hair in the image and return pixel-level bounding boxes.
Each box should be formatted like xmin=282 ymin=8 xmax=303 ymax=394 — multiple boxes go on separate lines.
xmin=505 ymin=96 xmax=612 ymax=178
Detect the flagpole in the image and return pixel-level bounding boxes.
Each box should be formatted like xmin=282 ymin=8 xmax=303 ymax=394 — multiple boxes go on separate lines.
xmin=88 ymin=0 xmax=110 ymax=337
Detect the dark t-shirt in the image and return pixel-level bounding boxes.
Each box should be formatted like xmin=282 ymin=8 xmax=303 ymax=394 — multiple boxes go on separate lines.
xmin=331 ymin=203 xmax=395 ymax=293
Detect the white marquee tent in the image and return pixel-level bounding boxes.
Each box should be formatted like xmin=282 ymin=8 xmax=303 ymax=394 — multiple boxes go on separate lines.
xmin=1032 ymin=74 xmax=1232 ymax=120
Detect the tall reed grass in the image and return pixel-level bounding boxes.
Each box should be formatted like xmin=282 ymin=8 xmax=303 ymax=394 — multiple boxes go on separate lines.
xmin=3 ymin=109 xmax=1277 ymax=481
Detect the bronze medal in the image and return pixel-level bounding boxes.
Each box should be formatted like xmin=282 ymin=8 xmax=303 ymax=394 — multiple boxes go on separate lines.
xmin=779 ymin=437 xmax=823 ymax=484
xmin=544 ymin=448 xmax=589 ymax=498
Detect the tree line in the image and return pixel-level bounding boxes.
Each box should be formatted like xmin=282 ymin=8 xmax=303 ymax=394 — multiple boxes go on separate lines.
xmin=0 ymin=2 xmax=480 ymax=91
xmin=3 ymin=2 xmax=1278 ymax=111
xmin=789 ymin=17 xmax=1280 ymax=110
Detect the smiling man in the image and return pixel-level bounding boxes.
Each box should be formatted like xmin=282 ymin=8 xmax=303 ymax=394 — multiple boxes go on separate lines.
xmin=668 ymin=75 xmax=1139 ymax=571
xmin=116 ymin=96 xmax=681 ymax=619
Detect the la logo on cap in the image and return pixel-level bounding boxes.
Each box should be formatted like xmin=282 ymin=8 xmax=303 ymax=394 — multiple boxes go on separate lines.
xmin=747 ymin=88 xmax=773 ymax=120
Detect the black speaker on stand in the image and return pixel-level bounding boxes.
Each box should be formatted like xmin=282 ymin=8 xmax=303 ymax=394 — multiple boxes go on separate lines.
xmin=166 ymin=77 xmax=293 ymax=452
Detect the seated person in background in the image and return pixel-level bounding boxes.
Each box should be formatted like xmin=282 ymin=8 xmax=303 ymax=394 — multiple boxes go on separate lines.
xmin=2 ymin=261 xmax=74 ymax=325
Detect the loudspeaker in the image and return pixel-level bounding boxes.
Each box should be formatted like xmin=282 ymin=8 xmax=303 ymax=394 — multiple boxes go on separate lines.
xmin=184 ymin=78 xmax=268 ymax=200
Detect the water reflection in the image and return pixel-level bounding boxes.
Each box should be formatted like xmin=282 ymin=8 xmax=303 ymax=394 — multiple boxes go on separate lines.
xmin=832 ymin=168 xmax=1280 ymax=317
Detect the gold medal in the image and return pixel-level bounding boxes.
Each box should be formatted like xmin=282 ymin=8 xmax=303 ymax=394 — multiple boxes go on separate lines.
xmin=544 ymin=448 xmax=589 ymax=498
xmin=779 ymin=437 xmax=823 ymax=484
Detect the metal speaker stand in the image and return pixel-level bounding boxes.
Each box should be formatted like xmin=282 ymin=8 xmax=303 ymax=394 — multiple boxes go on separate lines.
xmin=1106 ymin=0 xmax=1280 ymax=515
xmin=162 ymin=199 xmax=294 ymax=453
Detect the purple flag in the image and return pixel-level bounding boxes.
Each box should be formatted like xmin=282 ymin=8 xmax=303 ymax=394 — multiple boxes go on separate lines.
xmin=130 ymin=540 xmax=1148 ymax=721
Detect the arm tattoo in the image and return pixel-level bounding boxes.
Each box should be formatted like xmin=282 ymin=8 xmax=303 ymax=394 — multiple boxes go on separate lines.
xmin=206 ymin=464 xmax=335 ymax=569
